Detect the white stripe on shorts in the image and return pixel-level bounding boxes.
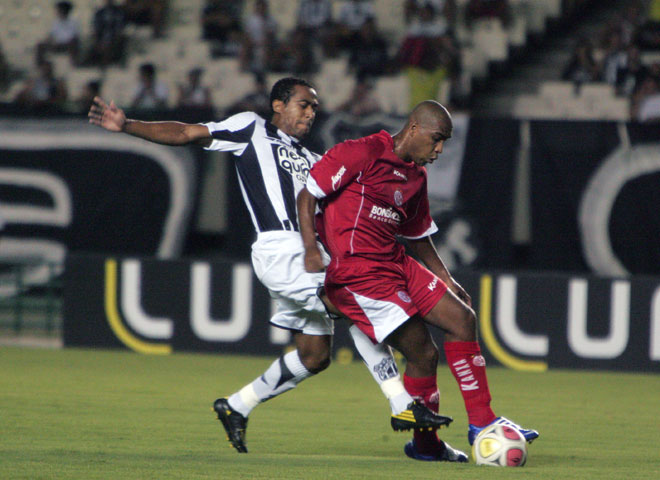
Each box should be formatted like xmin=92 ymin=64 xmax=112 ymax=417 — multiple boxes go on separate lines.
xmin=346 ymin=287 xmax=411 ymax=343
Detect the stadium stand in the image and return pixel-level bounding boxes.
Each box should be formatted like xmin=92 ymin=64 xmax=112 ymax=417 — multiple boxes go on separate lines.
xmin=0 ymin=0 xmax=654 ymax=120
xmin=512 ymin=80 xmax=630 ymax=120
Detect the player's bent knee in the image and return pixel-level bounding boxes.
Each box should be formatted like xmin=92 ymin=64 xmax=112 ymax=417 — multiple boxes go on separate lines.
xmin=311 ymin=356 xmax=331 ymax=373
xmin=407 ymin=342 xmax=439 ymax=368
xmin=297 ymin=343 xmax=332 ymax=373
xmin=442 ymin=304 xmax=477 ymax=342
xmin=457 ymin=308 xmax=477 ymax=341
xmin=295 ymin=333 xmax=332 ymax=372
xmin=300 ymin=352 xmax=331 ymax=373
xmin=423 ymin=343 xmax=439 ymax=365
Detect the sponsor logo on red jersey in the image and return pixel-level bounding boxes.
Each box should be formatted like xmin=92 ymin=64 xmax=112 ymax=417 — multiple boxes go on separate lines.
xmin=393 ymin=169 xmax=407 ymax=181
xmin=369 ymin=205 xmax=401 ymax=225
xmin=331 ymin=165 xmax=346 ymax=190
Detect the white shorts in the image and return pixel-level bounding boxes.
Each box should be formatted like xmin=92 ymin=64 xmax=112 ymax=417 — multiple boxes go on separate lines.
xmin=251 ymin=231 xmax=334 ymax=336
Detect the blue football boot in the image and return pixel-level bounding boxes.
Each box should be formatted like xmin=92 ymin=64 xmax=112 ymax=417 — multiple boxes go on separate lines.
xmin=468 ymin=416 xmax=539 ymax=445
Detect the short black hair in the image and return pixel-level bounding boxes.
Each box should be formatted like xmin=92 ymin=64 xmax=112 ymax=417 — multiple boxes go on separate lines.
xmin=56 ymin=1 xmax=73 ymax=15
xmin=87 ymin=80 xmax=101 ymax=94
xmin=269 ymin=77 xmax=313 ymax=113
xmin=139 ymin=63 xmax=156 ymax=77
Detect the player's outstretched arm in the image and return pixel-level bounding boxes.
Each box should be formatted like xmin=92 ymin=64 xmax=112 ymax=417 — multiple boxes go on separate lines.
xmin=408 ymin=236 xmax=471 ymax=306
xmin=297 ymin=187 xmax=325 ymax=273
xmin=87 ymin=96 xmax=211 ymax=147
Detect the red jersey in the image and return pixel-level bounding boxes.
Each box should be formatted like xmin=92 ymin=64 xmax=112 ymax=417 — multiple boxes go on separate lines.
xmin=306 ymin=130 xmax=437 ymax=263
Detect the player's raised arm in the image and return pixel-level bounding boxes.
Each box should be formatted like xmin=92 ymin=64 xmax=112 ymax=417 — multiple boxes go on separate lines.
xmin=87 ymin=96 xmax=212 ymax=147
xmin=296 ymin=187 xmax=325 ymax=273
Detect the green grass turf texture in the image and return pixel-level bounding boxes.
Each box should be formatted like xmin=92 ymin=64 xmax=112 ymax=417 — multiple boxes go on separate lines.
xmin=2 ymin=347 xmax=659 ymax=479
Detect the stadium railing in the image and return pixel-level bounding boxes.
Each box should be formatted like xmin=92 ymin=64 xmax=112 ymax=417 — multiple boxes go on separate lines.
xmin=0 ymin=261 xmax=62 ymax=337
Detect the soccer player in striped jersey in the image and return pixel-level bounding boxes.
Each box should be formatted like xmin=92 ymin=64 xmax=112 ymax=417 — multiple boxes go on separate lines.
xmin=88 ymin=77 xmax=450 ymax=454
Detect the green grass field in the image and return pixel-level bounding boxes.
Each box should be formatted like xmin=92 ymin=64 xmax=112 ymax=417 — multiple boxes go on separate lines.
xmin=2 ymin=347 xmax=659 ymax=479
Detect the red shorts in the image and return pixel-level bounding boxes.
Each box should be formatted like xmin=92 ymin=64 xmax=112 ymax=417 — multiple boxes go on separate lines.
xmin=325 ymin=255 xmax=447 ymax=342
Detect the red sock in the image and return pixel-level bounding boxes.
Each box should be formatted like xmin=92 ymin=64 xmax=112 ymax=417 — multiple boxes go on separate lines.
xmin=403 ymin=374 xmax=441 ymax=454
xmin=444 ymin=341 xmax=496 ymax=427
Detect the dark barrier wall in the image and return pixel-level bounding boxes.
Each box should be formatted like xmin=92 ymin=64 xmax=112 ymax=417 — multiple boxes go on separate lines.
xmin=456 ymin=118 xmax=520 ymax=268
xmin=0 ymin=120 xmax=198 ymax=263
xmin=2 ymin=117 xmax=658 ymax=277
xmin=305 ymin=116 xmax=660 ymax=276
xmin=528 ymin=121 xmax=660 ymax=275
xmin=63 ymin=254 xmax=660 ymax=372
xmin=458 ymin=120 xmax=660 ymax=276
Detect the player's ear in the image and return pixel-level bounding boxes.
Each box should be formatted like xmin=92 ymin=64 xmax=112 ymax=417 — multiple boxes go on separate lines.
xmin=272 ymin=99 xmax=285 ymax=114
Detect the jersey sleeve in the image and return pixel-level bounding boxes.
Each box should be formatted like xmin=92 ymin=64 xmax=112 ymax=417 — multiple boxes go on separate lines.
xmin=202 ymin=111 xmax=258 ymax=155
xmin=399 ymin=176 xmax=439 ymax=239
xmin=306 ymin=139 xmax=374 ymax=199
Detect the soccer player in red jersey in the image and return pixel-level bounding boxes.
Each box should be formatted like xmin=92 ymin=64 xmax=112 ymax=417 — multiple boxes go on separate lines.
xmin=297 ymin=100 xmax=538 ymax=461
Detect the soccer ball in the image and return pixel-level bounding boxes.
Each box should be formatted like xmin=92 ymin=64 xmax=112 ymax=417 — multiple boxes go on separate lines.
xmin=472 ymin=424 xmax=528 ymax=467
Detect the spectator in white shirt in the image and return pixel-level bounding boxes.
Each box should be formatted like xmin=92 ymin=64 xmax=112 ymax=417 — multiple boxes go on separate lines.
xmin=337 ymin=75 xmax=382 ymax=117
xmin=637 ymin=92 xmax=660 ymax=122
xmin=336 ymin=0 xmax=376 ymax=51
xmin=14 ymin=60 xmax=68 ymax=110
xmin=405 ymin=0 xmax=456 ymax=29
xmin=240 ymin=0 xmax=278 ymax=74
xmin=297 ymin=0 xmax=333 ymax=30
xmin=632 ymin=71 xmax=660 ymax=123
xmin=602 ymin=29 xmax=628 ymax=86
xmin=296 ymin=0 xmax=335 ymax=55
xmin=338 ymin=0 xmax=375 ymax=32
xmin=176 ymin=67 xmax=212 ymax=110
xmin=36 ymin=1 xmax=81 ymax=65
xmin=131 ymin=63 xmax=169 ymax=110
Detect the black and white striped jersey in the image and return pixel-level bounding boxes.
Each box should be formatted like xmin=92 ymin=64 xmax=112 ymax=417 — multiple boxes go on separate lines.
xmin=204 ymin=111 xmax=320 ymax=234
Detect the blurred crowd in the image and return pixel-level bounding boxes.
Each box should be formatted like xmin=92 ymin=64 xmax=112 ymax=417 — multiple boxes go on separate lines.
xmin=0 ymin=0 xmax=473 ymax=116
xmin=1 ymin=0 xmax=658 ymax=122
xmin=2 ymin=0 xmax=168 ymax=112
xmin=561 ymin=0 xmax=660 ymax=121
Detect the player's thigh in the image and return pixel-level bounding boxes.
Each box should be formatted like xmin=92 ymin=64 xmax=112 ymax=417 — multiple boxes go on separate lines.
xmin=423 ymin=288 xmax=476 ymax=341
xmin=271 ymin=299 xmax=334 ymax=336
xmin=385 ymin=315 xmax=438 ymax=377
xmin=403 ymin=255 xmax=448 ymax=316
xmin=325 ymin=264 xmax=418 ymax=343
xmin=252 ymin=237 xmax=327 ymax=314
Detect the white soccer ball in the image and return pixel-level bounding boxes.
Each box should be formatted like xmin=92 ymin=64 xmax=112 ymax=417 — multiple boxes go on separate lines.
xmin=472 ymin=424 xmax=528 ymax=467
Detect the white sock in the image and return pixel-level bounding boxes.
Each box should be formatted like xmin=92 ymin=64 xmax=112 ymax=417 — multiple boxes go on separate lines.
xmin=349 ymin=324 xmax=413 ymax=414
xmin=227 ymin=350 xmax=312 ymax=417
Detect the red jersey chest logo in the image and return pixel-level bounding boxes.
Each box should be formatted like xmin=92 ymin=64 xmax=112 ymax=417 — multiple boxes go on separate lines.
xmin=394 ymin=189 xmax=404 ymax=206
xmin=363 ymin=160 xmax=419 ymax=222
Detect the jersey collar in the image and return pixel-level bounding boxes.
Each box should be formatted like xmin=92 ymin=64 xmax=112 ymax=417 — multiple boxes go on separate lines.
xmin=378 ymin=129 xmax=395 ymax=152
xmin=265 ymin=120 xmax=301 ymax=147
